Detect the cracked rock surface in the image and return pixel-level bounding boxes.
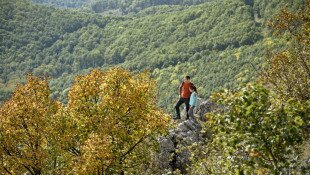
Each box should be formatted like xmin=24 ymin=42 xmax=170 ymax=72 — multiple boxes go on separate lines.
xmin=158 ymin=98 xmax=216 ymax=173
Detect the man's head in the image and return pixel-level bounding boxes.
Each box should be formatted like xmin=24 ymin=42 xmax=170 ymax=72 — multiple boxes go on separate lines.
xmin=184 ymin=75 xmax=191 ymax=82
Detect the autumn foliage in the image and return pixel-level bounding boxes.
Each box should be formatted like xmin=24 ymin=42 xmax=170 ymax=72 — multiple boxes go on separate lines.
xmin=264 ymin=0 xmax=310 ymax=101
xmin=0 ymin=68 xmax=169 ymax=174
xmin=189 ymin=2 xmax=309 ymax=174
xmin=0 ymin=76 xmax=60 ymax=174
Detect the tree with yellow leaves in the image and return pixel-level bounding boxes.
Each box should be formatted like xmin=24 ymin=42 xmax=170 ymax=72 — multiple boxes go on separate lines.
xmin=0 ymin=76 xmax=61 ymax=174
xmin=264 ymin=0 xmax=310 ymax=101
xmin=58 ymin=67 xmax=170 ymax=174
xmin=0 ymin=68 xmax=169 ymax=174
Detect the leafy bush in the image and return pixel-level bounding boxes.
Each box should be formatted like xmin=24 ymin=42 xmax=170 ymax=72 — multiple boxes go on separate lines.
xmin=193 ymin=83 xmax=309 ymax=174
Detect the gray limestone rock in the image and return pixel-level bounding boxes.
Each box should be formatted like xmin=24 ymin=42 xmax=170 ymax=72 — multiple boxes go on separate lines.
xmin=157 ymin=98 xmax=216 ymax=174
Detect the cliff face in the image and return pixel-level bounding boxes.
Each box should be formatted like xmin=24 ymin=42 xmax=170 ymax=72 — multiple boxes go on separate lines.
xmin=158 ymin=98 xmax=216 ymax=174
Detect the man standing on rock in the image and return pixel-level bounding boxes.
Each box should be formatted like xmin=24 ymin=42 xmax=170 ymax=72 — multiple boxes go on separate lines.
xmin=173 ymin=75 xmax=193 ymax=120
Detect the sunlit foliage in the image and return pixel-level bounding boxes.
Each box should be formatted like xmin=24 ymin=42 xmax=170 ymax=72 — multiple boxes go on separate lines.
xmin=66 ymin=68 xmax=169 ymax=174
xmin=263 ymin=0 xmax=310 ymax=101
xmin=189 ymin=1 xmax=309 ymax=174
xmin=0 ymin=76 xmax=60 ymax=174
xmin=0 ymin=68 xmax=169 ymax=174
xmin=201 ymin=84 xmax=309 ymax=174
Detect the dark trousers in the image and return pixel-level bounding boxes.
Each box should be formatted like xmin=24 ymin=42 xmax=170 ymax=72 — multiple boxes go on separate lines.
xmin=175 ymin=97 xmax=190 ymax=118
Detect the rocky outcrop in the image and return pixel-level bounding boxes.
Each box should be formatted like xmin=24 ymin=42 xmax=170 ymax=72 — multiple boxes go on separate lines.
xmin=195 ymin=99 xmax=217 ymax=122
xmin=158 ymin=98 xmax=216 ymax=174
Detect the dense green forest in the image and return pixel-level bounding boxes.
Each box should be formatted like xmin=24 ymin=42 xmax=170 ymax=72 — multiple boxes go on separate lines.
xmin=0 ymin=0 xmax=304 ymax=111
xmin=32 ymin=0 xmax=213 ymax=14
xmin=0 ymin=0 xmax=309 ymax=174
xmin=32 ymin=0 xmax=92 ymax=8
xmin=31 ymin=0 xmax=303 ymax=17
xmin=87 ymin=0 xmax=211 ymax=14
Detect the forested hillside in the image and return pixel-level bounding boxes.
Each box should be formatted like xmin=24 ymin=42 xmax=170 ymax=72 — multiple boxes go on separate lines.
xmin=31 ymin=0 xmax=303 ymax=17
xmin=0 ymin=0 xmax=304 ymax=110
xmin=32 ymin=0 xmax=92 ymax=8
xmin=0 ymin=0 xmax=309 ymax=174
xmin=32 ymin=0 xmax=213 ymax=14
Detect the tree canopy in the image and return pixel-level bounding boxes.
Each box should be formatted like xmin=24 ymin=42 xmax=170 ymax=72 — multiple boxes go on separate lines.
xmin=0 ymin=68 xmax=169 ymax=174
xmin=0 ymin=0 xmax=308 ymax=174
xmin=0 ymin=0 xmax=304 ymax=110
xmin=189 ymin=2 xmax=309 ymax=174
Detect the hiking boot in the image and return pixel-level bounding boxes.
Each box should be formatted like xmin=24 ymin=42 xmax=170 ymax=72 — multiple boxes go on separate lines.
xmin=173 ymin=116 xmax=181 ymax=119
